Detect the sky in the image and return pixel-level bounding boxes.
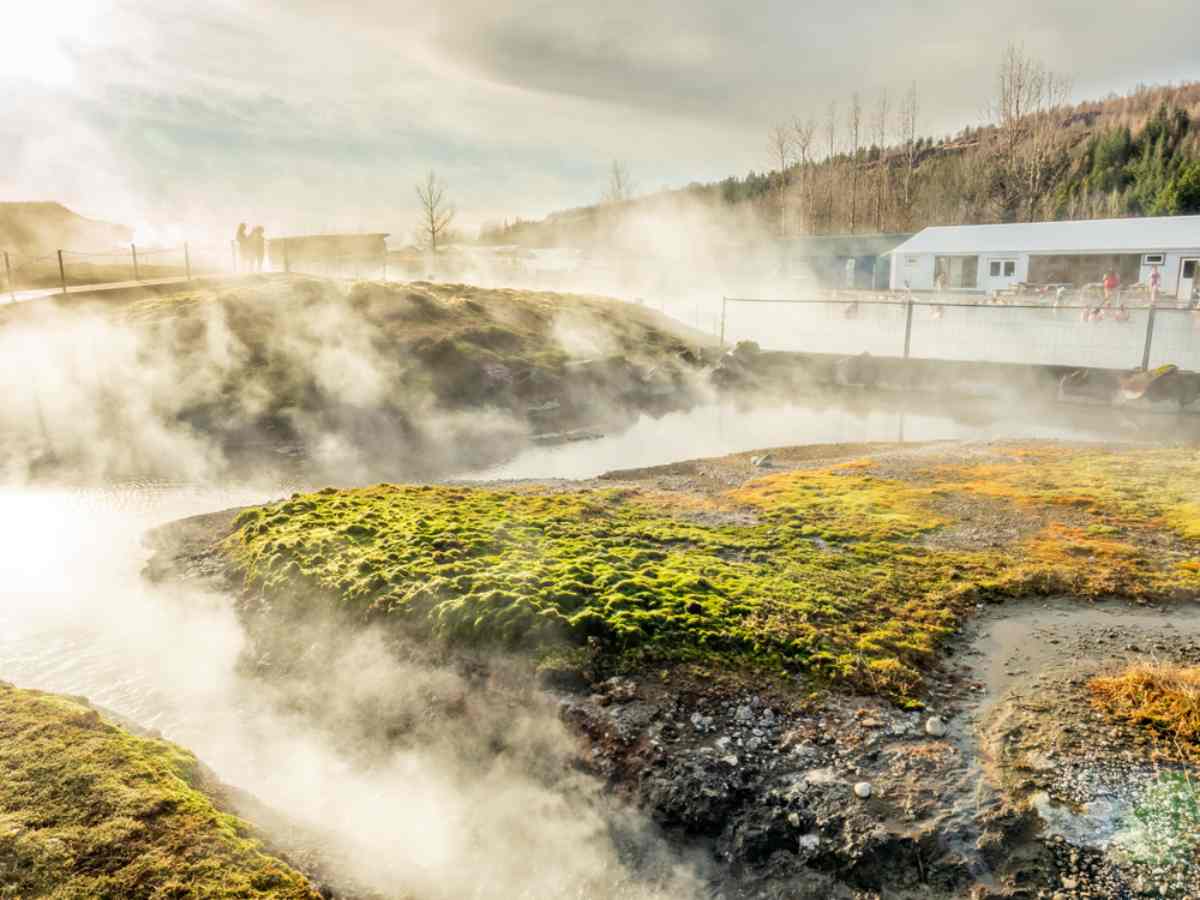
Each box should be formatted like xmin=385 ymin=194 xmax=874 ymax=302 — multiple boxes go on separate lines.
xmin=2 ymin=0 xmax=1198 ymax=242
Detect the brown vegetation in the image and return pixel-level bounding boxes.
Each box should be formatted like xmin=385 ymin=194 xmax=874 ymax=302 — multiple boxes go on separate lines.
xmin=1091 ymin=662 xmax=1200 ymax=749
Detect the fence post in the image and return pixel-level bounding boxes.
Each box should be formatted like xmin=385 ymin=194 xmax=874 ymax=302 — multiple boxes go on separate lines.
xmin=3 ymin=251 xmax=13 ymax=302
xmin=1141 ymin=303 xmax=1158 ymax=370
xmin=719 ymin=296 xmax=727 ymax=348
xmin=184 ymin=242 xmax=191 ymax=280
xmin=57 ymin=250 xmax=67 ymax=295
xmin=903 ymin=296 xmax=914 ymax=359
xmin=131 ymin=244 xmax=141 ymax=281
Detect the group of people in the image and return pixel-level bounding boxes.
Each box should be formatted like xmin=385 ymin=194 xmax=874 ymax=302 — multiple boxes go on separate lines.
xmin=235 ymin=223 xmax=266 ymax=273
xmin=1101 ymin=264 xmax=1164 ymax=305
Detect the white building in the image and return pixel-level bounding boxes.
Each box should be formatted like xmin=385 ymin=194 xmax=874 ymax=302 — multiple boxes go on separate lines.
xmin=890 ymin=215 xmax=1200 ymax=300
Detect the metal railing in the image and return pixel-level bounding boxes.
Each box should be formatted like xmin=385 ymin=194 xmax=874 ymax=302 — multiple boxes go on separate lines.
xmin=720 ymin=293 xmax=1200 ymax=371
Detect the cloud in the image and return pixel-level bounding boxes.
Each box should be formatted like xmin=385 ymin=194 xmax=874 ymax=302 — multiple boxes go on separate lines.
xmin=2 ymin=0 xmax=1198 ymax=234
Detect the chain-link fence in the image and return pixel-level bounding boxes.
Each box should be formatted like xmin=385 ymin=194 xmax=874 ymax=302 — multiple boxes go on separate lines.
xmin=721 ymin=294 xmax=1200 ymax=371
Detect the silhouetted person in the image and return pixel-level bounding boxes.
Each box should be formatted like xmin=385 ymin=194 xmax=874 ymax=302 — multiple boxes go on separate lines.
xmin=251 ymin=226 xmax=265 ymax=273
xmin=235 ymin=223 xmax=249 ymax=273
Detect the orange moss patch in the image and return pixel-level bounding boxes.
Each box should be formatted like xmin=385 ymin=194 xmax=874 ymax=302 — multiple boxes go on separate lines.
xmin=1091 ymin=663 xmax=1200 ymax=748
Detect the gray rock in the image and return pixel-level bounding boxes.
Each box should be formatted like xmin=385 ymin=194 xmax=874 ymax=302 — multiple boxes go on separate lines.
xmin=853 ymin=781 xmax=872 ymax=799
xmin=925 ymin=716 xmax=947 ymax=737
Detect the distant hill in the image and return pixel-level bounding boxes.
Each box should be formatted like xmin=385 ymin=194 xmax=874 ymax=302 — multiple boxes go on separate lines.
xmin=481 ymin=81 xmax=1200 ymax=249
xmin=0 ymin=202 xmax=132 ymax=255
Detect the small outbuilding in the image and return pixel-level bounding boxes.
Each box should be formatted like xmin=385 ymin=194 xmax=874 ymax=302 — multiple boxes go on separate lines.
xmin=889 ymin=216 xmax=1200 ymax=300
xmin=782 ymin=233 xmax=914 ymax=290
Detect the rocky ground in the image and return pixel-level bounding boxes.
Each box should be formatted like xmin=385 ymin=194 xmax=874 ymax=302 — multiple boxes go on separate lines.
xmin=143 ymin=439 xmax=1200 ymax=899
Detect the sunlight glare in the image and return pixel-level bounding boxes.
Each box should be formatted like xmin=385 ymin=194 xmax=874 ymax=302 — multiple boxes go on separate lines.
xmin=0 ymin=2 xmax=107 ymax=86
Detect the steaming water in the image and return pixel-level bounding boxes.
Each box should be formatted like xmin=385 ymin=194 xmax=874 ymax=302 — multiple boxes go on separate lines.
xmin=1 ymin=394 xmax=1197 ymax=895
xmin=465 ymin=392 xmax=1200 ymax=481
xmin=0 ymin=483 xmax=280 ymax=737
xmin=1 ymin=395 xmax=1194 ymax=727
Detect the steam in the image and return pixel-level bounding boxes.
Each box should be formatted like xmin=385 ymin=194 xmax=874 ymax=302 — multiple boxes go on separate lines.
xmin=0 ymin=281 xmax=547 ymax=485
xmin=0 ymin=485 xmax=704 ymax=898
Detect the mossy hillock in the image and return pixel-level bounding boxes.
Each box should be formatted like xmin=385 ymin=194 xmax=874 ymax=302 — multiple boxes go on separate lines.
xmin=222 ymin=444 xmax=1200 ymax=700
xmin=0 ymin=683 xmax=321 ymax=899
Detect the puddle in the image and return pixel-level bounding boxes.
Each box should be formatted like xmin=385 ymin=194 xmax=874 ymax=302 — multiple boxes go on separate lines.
xmin=953 ymin=599 xmax=1200 ymax=894
xmin=965 ymin=599 xmax=1200 ymax=708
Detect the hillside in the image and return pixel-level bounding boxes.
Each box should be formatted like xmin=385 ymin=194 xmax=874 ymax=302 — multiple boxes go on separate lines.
xmin=482 ymin=81 xmax=1200 ymax=249
xmin=0 ymin=202 xmax=132 ymax=255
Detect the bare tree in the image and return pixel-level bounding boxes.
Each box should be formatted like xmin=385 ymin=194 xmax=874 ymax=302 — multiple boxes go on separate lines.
xmin=792 ymin=117 xmax=817 ymax=232
xmin=768 ymin=124 xmax=793 ymax=236
xmin=898 ymin=82 xmax=920 ymax=226
xmin=847 ymin=92 xmax=862 ymax=233
xmin=991 ymin=43 xmax=1071 ymax=221
xmin=824 ymin=100 xmax=839 ymax=231
xmin=415 ymin=170 xmax=456 ymax=254
xmin=604 ymin=160 xmax=636 ymax=204
xmin=872 ymin=88 xmax=890 ymax=232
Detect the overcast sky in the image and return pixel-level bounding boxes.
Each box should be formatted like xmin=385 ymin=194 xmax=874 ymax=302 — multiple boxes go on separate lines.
xmin=3 ymin=0 xmax=1198 ymax=240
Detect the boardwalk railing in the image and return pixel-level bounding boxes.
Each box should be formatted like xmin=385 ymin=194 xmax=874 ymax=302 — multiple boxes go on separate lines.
xmin=721 ymin=293 xmax=1200 ymax=372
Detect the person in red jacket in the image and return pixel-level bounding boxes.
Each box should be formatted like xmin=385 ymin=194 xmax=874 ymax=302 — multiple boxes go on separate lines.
xmin=1102 ymin=270 xmax=1120 ymax=305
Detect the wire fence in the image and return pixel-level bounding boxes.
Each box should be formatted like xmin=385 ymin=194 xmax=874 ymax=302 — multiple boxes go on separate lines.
xmin=0 ymin=238 xmax=396 ymax=302
xmin=721 ymin=293 xmax=1200 ymax=371
xmin=0 ymin=241 xmax=241 ymax=300
xmin=10 ymin=244 xmax=1195 ymax=373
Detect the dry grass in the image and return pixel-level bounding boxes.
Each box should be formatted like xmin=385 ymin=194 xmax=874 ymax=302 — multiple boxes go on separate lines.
xmin=1090 ymin=663 xmax=1200 ymax=747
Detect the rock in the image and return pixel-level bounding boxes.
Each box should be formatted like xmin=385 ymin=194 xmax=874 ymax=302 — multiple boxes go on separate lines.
xmin=751 ymin=454 xmax=773 ymax=468
xmin=853 ymin=781 xmax=872 ymax=799
xmin=925 ymin=716 xmax=947 ymax=738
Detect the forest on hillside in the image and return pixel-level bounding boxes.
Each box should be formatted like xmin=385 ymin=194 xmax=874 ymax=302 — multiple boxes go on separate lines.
xmin=481 ymin=46 xmax=1200 ymax=248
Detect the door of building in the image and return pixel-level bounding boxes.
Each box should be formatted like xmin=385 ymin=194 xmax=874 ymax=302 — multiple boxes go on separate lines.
xmin=1179 ymin=258 xmax=1199 ymax=302
xmin=986 ymin=258 xmax=1020 ymax=293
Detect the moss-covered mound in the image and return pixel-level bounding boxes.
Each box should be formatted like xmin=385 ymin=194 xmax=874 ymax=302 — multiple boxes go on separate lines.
xmin=223 ymin=444 xmax=1200 ymax=699
xmin=0 ymin=684 xmax=320 ymax=899
xmin=1 ymin=276 xmax=713 ymax=481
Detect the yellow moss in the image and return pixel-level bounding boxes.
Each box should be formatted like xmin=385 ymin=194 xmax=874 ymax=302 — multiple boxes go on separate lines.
xmin=730 ymin=466 xmax=948 ymax=542
xmin=222 ymin=446 xmax=1200 ymax=701
xmin=0 ymin=684 xmax=319 ymax=899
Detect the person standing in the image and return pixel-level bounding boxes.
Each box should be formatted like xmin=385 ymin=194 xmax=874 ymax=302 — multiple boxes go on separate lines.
xmin=1102 ymin=269 xmax=1119 ymax=306
xmin=1149 ymin=264 xmax=1161 ymax=306
xmin=234 ymin=223 xmax=249 ymax=272
xmin=251 ymin=226 xmax=266 ymax=273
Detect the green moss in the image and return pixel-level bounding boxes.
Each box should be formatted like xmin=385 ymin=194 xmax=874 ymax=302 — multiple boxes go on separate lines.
xmin=223 ymin=448 xmax=1200 ymax=700
xmin=0 ymin=684 xmax=319 ymax=899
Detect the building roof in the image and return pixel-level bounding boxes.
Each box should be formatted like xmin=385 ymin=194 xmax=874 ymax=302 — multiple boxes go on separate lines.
xmin=891 ymin=216 xmax=1200 ymax=256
